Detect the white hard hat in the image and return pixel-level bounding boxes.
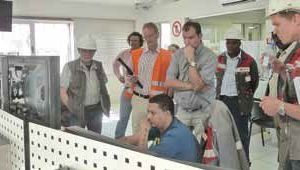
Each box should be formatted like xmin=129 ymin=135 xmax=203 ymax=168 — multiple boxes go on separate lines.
xmin=267 ymin=0 xmax=300 ymax=17
xmin=224 ymin=28 xmax=243 ymax=40
xmin=77 ymin=34 xmax=97 ymax=50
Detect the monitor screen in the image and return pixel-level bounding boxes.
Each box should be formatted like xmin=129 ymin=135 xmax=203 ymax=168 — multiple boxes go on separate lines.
xmin=1 ymin=55 xmax=61 ymax=129
xmin=0 ymin=0 xmax=12 ymax=32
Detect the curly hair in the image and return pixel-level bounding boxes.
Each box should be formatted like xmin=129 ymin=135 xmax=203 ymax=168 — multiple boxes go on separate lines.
xmin=127 ymin=31 xmax=143 ymax=47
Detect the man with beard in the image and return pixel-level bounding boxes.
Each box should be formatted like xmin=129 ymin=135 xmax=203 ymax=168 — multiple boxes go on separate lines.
xmin=60 ymin=34 xmax=110 ymax=134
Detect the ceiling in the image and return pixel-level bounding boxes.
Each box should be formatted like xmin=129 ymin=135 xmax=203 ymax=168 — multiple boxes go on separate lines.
xmin=196 ymin=9 xmax=266 ymax=24
xmin=60 ymin=0 xmax=136 ymax=6
xmin=59 ymin=0 xmax=180 ymax=7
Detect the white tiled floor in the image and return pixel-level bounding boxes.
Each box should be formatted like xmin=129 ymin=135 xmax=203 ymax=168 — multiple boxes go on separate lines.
xmin=249 ymin=130 xmax=279 ymax=170
xmin=102 ymin=111 xmax=132 ymax=137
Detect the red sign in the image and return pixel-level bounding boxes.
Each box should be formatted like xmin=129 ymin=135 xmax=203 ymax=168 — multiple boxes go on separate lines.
xmin=172 ymin=21 xmax=182 ymax=37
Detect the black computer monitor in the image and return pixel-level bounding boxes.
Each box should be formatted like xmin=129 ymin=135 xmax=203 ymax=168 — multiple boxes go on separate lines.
xmin=0 ymin=0 xmax=13 ymax=32
xmin=1 ymin=55 xmax=61 ymax=129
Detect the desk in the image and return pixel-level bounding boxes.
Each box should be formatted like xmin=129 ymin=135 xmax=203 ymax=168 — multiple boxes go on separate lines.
xmin=0 ymin=136 xmax=10 ymax=170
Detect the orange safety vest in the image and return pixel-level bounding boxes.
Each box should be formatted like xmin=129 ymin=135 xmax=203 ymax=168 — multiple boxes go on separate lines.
xmin=124 ymin=48 xmax=171 ymax=97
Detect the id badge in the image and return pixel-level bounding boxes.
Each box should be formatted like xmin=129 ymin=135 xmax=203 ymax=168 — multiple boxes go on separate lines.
xmin=294 ymin=77 xmax=300 ymax=103
xmin=245 ymin=76 xmax=251 ymax=82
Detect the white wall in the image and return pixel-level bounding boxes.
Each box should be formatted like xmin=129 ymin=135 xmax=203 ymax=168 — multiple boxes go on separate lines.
xmin=137 ymin=0 xmax=268 ymax=23
xmin=13 ymin=0 xmax=137 ymax=66
xmin=135 ymin=0 xmax=268 ymax=45
xmin=13 ymin=0 xmax=137 ymax=20
xmin=73 ymin=18 xmax=135 ymax=42
xmin=72 ymin=18 xmax=134 ymax=68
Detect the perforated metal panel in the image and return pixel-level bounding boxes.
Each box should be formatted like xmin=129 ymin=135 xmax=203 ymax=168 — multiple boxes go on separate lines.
xmin=29 ymin=122 xmax=203 ymax=170
xmin=0 ymin=109 xmax=25 ymax=170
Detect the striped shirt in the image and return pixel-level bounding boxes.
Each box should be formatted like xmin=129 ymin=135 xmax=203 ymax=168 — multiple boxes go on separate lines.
xmin=130 ymin=48 xmax=159 ymax=95
xmin=220 ymin=51 xmax=241 ymax=96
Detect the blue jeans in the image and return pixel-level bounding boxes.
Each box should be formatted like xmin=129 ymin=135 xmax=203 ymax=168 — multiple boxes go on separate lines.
xmin=84 ymin=108 xmax=103 ymax=134
xmin=63 ymin=104 xmax=103 ymax=134
xmin=114 ymin=88 xmax=132 ymax=138
xmin=284 ymin=159 xmax=300 ymax=170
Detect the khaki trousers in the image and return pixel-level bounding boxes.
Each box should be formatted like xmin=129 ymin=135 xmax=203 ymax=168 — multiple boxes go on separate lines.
xmin=131 ymin=95 xmax=149 ymax=134
xmin=176 ymin=106 xmax=210 ymax=143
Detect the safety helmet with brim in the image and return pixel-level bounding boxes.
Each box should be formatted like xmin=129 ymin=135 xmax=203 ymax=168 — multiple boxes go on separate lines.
xmin=266 ymin=0 xmax=300 ymax=17
xmin=77 ymin=34 xmax=97 ymax=50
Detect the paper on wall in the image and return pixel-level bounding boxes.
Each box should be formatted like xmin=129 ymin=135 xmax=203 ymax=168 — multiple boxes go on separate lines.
xmin=254 ymin=80 xmax=269 ymax=99
xmin=294 ymin=77 xmax=300 ymax=103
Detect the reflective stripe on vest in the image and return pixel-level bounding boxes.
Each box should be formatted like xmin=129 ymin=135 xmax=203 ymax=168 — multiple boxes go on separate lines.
xmin=151 ymin=81 xmax=165 ymax=87
xmin=131 ymin=48 xmax=171 ymax=95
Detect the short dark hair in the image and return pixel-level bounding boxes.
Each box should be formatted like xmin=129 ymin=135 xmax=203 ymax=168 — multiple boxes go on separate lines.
xmin=127 ymin=31 xmax=143 ymax=47
xmin=149 ymin=94 xmax=174 ymax=116
xmin=182 ymin=21 xmax=202 ymax=35
xmin=142 ymin=22 xmax=159 ymax=34
xmin=168 ymin=44 xmax=180 ymax=50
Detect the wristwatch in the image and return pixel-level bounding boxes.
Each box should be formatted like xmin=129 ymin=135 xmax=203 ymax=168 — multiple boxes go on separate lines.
xmin=278 ymin=102 xmax=286 ymax=116
xmin=189 ymin=61 xmax=197 ymax=67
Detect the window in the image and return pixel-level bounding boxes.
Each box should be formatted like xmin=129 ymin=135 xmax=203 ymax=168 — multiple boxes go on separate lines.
xmin=160 ymin=23 xmax=171 ymax=49
xmin=0 ymin=18 xmax=74 ymax=72
xmin=0 ymin=23 xmax=31 ymax=55
xmin=34 ymin=22 xmax=74 ymax=72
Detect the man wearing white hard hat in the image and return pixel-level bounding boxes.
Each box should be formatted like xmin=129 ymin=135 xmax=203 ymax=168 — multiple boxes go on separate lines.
xmin=266 ymin=0 xmax=300 ymax=44
xmin=215 ymin=27 xmax=259 ymax=163
xmin=259 ymin=1 xmax=300 ymax=169
xmin=60 ymin=34 xmax=110 ymax=134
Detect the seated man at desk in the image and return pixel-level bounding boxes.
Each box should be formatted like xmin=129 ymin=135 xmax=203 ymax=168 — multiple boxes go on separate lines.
xmin=120 ymin=94 xmax=200 ymax=163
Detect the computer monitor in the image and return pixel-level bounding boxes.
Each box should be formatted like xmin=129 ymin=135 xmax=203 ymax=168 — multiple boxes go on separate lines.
xmin=1 ymin=55 xmax=61 ymax=129
xmin=0 ymin=0 xmax=13 ymax=32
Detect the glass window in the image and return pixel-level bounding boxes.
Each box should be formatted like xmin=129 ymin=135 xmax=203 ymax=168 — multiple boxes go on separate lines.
xmin=0 ymin=19 xmax=74 ymax=73
xmin=160 ymin=23 xmax=171 ymax=49
xmin=0 ymin=24 xmax=31 ymax=55
xmin=35 ymin=23 xmax=73 ymax=72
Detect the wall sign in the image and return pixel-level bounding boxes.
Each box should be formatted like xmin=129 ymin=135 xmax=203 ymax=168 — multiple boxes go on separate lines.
xmin=172 ymin=21 xmax=182 ymax=37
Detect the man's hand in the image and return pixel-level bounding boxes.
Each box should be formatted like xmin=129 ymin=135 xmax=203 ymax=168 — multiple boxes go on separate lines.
xmin=185 ymin=82 xmax=194 ymax=90
xmin=184 ymin=46 xmax=195 ymax=63
xmin=166 ymin=88 xmax=174 ymax=97
xmin=259 ymin=96 xmax=282 ymax=116
xmin=118 ymin=76 xmax=125 ymax=83
xmin=125 ymin=75 xmax=138 ymax=86
xmin=139 ymin=118 xmax=151 ymax=133
xmin=271 ymin=58 xmax=285 ymax=74
xmin=294 ymin=65 xmax=300 ymax=77
xmin=60 ymin=87 xmax=71 ymax=111
xmin=136 ymin=118 xmax=151 ymax=151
